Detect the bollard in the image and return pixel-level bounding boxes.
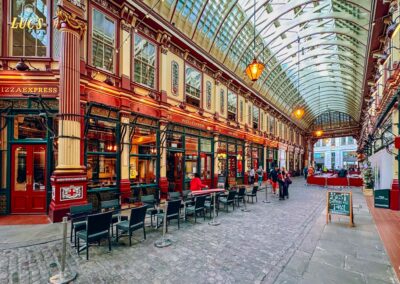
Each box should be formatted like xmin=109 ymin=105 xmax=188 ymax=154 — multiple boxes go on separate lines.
xmin=49 ymin=217 xmax=77 ymax=284
xmin=263 ymin=183 xmax=271 ymax=204
xmin=241 ymin=189 xmax=251 ymax=212
xmin=154 ymin=201 xmax=172 ymax=248
xmin=208 ymin=192 xmax=220 ymax=226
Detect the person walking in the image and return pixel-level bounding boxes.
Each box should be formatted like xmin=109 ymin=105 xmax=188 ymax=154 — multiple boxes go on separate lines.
xmin=270 ymin=166 xmax=279 ymax=194
xmin=277 ymin=169 xmax=285 ymax=200
xmin=257 ymin=166 xmax=263 ymax=187
xmin=284 ymin=172 xmax=292 ymax=199
xmin=303 ymin=166 xmax=308 ymax=180
xmin=249 ymin=167 xmax=255 ymax=184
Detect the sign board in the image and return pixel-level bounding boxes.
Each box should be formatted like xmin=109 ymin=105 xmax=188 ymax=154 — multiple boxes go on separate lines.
xmin=217 ymin=175 xmax=226 ymax=189
xmin=374 ymin=189 xmax=390 ymax=208
xmin=326 ymin=191 xmax=353 ymax=226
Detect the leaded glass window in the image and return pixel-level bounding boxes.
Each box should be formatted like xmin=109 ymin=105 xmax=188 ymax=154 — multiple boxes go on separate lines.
xmin=171 ymin=61 xmax=179 ymax=95
xmin=92 ymin=9 xmax=115 ymax=72
xmin=10 ymin=0 xmax=48 ymax=57
xmin=185 ymin=65 xmax=201 ymax=107
xmin=206 ymin=81 xmax=212 ymax=109
xmin=134 ymin=34 xmax=156 ymax=88
xmin=220 ymin=89 xmax=225 ymax=114
xmin=227 ymin=91 xmax=237 ymax=121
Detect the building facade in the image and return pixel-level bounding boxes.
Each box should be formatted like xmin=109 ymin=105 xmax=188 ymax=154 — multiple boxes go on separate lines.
xmin=313 ymin=137 xmax=357 ymax=170
xmin=0 ymin=0 xmax=307 ymax=220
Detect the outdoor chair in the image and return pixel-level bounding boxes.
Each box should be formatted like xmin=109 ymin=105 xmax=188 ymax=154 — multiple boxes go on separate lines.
xmin=156 ymin=200 xmax=181 ymax=232
xmin=69 ymin=203 xmax=93 ymax=246
xmin=141 ymin=194 xmax=158 ymax=227
xmin=168 ymin=182 xmax=176 ymax=192
xmin=219 ymin=190 xmax=236 ymax=212
xmin=234 ymin=187 xmax=246 ymax=207
xmin=100 ymin=199 xmax=128 ymax=236
xmin=76 ymin=211 xmax=112 ymax=260
xmin=246 ymin=186 xmax=258 ymax=203
xmin=185 ymin=195 xmax=206 ymax=223
xmin=168 ymin=191 xmax=181 ymax=201
xmin=204 ymin=194 xmax=218 ymax=218
xmin=116 ymin=206 xmax=147 ymax=246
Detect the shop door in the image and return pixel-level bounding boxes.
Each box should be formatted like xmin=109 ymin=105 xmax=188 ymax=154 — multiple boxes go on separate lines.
xmin=167 ymin=151 xmax=184 ymax=192
xmin=11 ymin=144 xmax=47 ymax=214
xmin=200 ymin=153 xmax=212 ymax=187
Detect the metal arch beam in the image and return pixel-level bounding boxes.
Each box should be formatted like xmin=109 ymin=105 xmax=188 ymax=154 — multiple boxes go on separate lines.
xmin=205 ymin=0 xmax=239 ymax=51
xmin=302 ymin=98 xmax=361 ymax=115
xmin=266 ymin=57 xmax=364 ymax=95
xmin=190 ymin=0 xmax=211 ymax=39
xmin=265 ymin=66 xmax=363 ymax=98
xmin=298 ymin=80 xmax=361 ymax=95
xmin=310 ymin=110 xmax=358 ymax=125
xmin=301 ymin=100 xmax=360 ymax=123
xmin=283 ymin=87 xmax=362 ymax=108
xmin=233 ymin=10 xmax=369 ymax=71
xmin=256 ymin=40 xmax=365 ymax=81
xmin=249 ymin=27 xmax=367 ymax=68
xmin=221 ymin=0 xmax=319 ymax=64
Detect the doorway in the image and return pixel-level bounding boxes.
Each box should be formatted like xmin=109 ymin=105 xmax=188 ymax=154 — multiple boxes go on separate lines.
xmin=167 ymin=151 xmax=184 ymax=192
xmin=11 ymin=144 xmax=47 ymax=213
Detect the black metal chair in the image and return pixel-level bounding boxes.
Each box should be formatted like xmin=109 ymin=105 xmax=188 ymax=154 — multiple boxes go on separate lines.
xmin=156 ymin=200 xmax=181 ymax=232
xmin=141 ymin=194 xmax=158 ymax=227
xmin=246 ymin=186 xmax=258 ymax=203
xmin=100 ymin=199 xmax=128 ymax=236
xmin=168 ymin=191 xmax=181 ymax=201
xmin=185 ymin=195 xmax=206 ymax=223
xmin=69 ymin=203 xmax=93 ymax=246
xmin=234 ymin=187 xmax=246 ymax=207
xmin=219 ymin=190 xmax=236 ymax=212
xmin=76 ymin=211 xmax=112 ymax=260
xmin=116 ymin=206 xmax=147 ymax=246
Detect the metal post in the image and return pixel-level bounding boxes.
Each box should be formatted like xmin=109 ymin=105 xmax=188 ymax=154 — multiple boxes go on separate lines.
xmin=208 ymin=192 xmax=220 ymax=226
xmin=263 ymin=183 xmax=271 ymax=203
xmin=241 ymin=188 xmax=251 ymax=212
xmin=49 ymin=217 xmax=77 ymax=284
xmin=154 ymin=201 xmax=172 ymax=248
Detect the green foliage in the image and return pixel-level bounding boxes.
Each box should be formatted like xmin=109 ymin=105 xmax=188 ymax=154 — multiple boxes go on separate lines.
xmin=362 ymin=161 xmax=374 ymax=189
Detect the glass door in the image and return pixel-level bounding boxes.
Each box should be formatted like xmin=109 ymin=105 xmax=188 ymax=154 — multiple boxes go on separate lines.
xmin=167 ymin=151 xmax=184 ymax=192
xmin=11 ymin=144 xmax=47 ymax=213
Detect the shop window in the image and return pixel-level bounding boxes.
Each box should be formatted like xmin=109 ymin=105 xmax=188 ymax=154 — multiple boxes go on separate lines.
xmin=185 ymin=66 xmax=201 ymax=107
xmin=341 ymin=137 xmax=346 ymax=145
xmin=185 ymin=136 xmax=198 ymax=179
xmin=167 ymin=132 xmax=183 ymax=149
xmin=206 ymin=81 xmax=212 ymax=110
xmin=86 ymin=118 xmax=117 ymax=189
xmin=253 ymin=106 xmax=259 ymax=130
xmin=129 ymin=125 xmax=157 ymax=185
xmin=92 ymin=8 xmax=115 ymax=72
xmin=134 ymin=34 xmax=156 ymax=88
xmin=171 ymin=61 xmax=179 ymax=95
xmin=227 ymin=91 xmax=237 ymax=121
xmin=10 ymin=0 xmax=49 ymax=57
xmin=348 ymin=136 xmax=354 ymax=144
xmin=13 ymin=115 xmax=47 ymax=139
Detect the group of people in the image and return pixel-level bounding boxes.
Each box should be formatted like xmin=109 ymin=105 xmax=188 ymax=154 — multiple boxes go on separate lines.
xmin=269 ymin=166 xmax=291 ymax=200
xmin=248 ymin=166 xmax=264 ymax=187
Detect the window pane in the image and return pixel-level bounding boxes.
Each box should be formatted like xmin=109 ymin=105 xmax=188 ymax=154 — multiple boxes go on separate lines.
xmin=92 ymin=9 xmax=115 ymax=72
xmin=134 ymin=34 xmax=156 ymax=88
xmin=11 ymin=0 xmax=48 ymax=56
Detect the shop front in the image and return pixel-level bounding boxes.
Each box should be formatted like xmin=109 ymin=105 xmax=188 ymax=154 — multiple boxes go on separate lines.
xmin=288 ymin=146 xmax=294 ymax=173
xmin=217 ymin=135 xmax=245 ymax=186
xmin=278 ymin=143 xmax=288 ymax=170
xmin=165 ymin=124 xmax=213 ymax=192
xmin=0 ymin=98 xmax=58 ymax=215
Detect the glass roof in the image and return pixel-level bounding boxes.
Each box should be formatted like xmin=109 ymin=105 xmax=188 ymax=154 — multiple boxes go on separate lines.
xmin=145 ymin=0 xmax=372 ymax=128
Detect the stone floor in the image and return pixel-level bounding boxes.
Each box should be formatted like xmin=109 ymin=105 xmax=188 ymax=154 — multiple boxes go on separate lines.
xmin=0 ymin=178 xmax=398 ymax=284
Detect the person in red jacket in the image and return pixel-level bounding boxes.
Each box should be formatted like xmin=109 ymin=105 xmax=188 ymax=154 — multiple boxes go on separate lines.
xmin=190 ymin=173 xmax=208 ymax=191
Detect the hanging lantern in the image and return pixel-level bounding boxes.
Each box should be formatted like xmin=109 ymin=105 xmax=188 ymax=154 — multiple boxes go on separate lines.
xmin=293 ymin=108 xmax=305 ymax=119
xmin=245 ymin=58 xmax=265 ymax=81
xmin=315 ymin=130 xmax=323 ymax=137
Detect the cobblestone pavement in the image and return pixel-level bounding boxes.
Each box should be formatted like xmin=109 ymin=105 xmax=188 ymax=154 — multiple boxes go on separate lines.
xmin=0 ymin=178 xmax=395 ymax=284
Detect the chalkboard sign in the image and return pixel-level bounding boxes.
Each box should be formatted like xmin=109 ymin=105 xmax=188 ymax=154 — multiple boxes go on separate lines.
xmin=326 ymin=191 xmax=353 ymax=226
xmin=217 ymin=176 xmax=226 ymax=189
xmin=374 ymin=189 xmax=390 ymax=208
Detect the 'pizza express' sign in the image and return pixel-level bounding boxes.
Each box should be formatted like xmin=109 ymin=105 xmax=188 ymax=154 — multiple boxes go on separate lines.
xmin=0 ymin=86 xmax=59 ymax=96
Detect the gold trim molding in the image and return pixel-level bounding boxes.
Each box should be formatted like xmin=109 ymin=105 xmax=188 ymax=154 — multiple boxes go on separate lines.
xmin=54 ymin=8 xmax=86 ymax=38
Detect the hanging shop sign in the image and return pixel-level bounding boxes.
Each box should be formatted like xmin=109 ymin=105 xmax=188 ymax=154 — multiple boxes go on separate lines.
xmin=0 ymin=85 xmax=59 ymax=96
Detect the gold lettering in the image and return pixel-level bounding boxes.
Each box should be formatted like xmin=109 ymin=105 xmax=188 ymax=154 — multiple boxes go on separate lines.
xmin=18 ymin=20 xmax=27 ymax=29
xmin=43 ymin=88 xmax=48 ymax=93
xmin=37 ymin=18 xmax=43 ymax=30
xmin=38 ymin=88 xmax=43 ymax=93
xmin=11 ymin=17 xmax=18 ymax=29
xmin=27 ymin=20 xmax=34 ymax=30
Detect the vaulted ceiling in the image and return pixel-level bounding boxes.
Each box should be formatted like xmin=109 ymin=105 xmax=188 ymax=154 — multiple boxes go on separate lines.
xmin=141 ymin=0 xmax=373 ymax=131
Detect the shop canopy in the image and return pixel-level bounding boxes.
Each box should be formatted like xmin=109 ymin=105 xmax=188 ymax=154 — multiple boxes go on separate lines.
xmin=142 ymin=0 xmax=372 ymax=130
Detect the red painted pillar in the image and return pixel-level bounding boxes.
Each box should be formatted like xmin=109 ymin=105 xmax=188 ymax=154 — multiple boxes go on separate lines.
xmin=49 ymin=4 xmax=87 ymax=222
xmin=391 ymin=180 xmax=400 ymax=210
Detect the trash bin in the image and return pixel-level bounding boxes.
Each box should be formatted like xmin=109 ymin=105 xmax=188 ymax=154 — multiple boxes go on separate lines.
xmin=374 ymin=189 xmax=390 ymax=208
